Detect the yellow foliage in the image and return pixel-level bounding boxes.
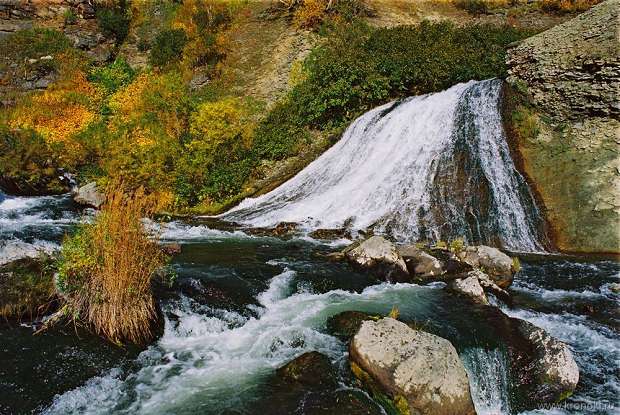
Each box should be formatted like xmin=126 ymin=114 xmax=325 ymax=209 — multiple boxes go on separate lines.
xmin=293 ymin=0 xmax=328 ymax=28
xmin=8 ymin=69 xmax=99 ymax=164
xmin=108 ymin=72 xmax=188 ymax=140
xmin=189 ymin=97 xmax=253 ymax=150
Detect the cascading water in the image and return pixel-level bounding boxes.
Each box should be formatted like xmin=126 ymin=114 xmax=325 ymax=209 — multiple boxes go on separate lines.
xmin=224 ymin=79 xmax=545 ymax=252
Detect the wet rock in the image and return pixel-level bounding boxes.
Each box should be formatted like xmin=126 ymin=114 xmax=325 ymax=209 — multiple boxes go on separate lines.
xmin=0 ymin=255 xmax=57 ymax=323
xmin=397 ymin=245 xmax=443 ymax=278
xmin=160 ymin=242 xmax=181 ymax=256
xmin=482 ymin=307 xmax=579 ymax=409
xmin=515 ymin=319 xmax=579 ymax=403
xmin=428 ymin=248 xmax=474 ymax=275
xmin=309 ymin=228 xmax=351 ymax=240
xmin=448 ymin=274 xmax=489 ymax=305
xmin=345 ymin=236 xmax=408 ymax=282
xmin=245 ymin=221 xmax=299 ymax=238
xmin=302 ymin=389 xmax=383 ymax=415
xmin=326 ymin=310 xmax=378 ymax=340
xmin=609 ymin=282 xmax=620 ymax=294
xmin=276 ymin=351 xmax=337 ymax=389
xmin=457 ymin=245 xmax=515 ymax=288
xmin=73 ymin=182 xmax=105 ymax=209
xmin=470 ymin=269 xmax=512 ymax=304
xmin=350 ymin=318 xmax=476 ymax=415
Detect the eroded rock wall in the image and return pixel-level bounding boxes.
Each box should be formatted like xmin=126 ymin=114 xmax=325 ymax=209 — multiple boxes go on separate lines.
xmin=506 ymin=0 xmax=620 ymax=253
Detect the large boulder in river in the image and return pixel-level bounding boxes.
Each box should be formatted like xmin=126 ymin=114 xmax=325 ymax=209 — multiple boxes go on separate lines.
xmin=345 ymin=236 xmax=408 ymax=282
xmin=448 ymin=274 xmax=489 ymax=305
xmin=456 ymin=245 xmax=515 ymax=288
xmin=397 ymin=245 xmax=444 ymax=279
xmin=73 ymin=182 xmax=104 ymax=209
xmin=515 ymin=319 xmax=579 ymax=402
xmin=350 ymin=318 xmax=476 ymax=415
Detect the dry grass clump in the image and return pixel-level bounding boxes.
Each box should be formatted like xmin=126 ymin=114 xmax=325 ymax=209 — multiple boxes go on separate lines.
xmin=56 ymin=184 xmax=168 ymax=345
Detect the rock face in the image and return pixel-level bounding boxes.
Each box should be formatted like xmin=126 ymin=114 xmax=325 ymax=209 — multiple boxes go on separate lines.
xmin=350 ymin=318 xmax=476 ymax=415
xmin=326 ymin=310 xmax=377 ymax=340
xmin=397 ymin=245 xmax=444 ymax=278
xmin=457 ymin=245 xmax=515 ymax=288
xmin=506 ymin=0 xmax=620 ymax=253
xmin=515 ymin=319 xmax=580 ymax=402
xmin=345 ymin=236 xmax=408 ymax=282
xmin=73 ymin=181 xmax=104 ymax=209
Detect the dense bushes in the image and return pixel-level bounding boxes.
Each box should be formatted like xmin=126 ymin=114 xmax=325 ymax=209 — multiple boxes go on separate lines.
xmin=88 ymin=57 xmax=136 ymax=94
xmin=0 ymin=128 xmax=68 ymax=195
xmin=149 ymin=28 xmax=188 ymax=67
xmin=96 ymin=0 xmax=131 ymax=43
xmin=252 ymin=21 xmax=534 ymax=160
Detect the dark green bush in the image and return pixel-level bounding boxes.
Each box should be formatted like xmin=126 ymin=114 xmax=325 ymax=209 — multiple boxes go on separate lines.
xmin=96 ymin=1 xmax=131 ymax=44
xmin=252 ymin=20 xmax=533 ymax=161
xmin=88 ymin=57 xmax=136 ymax=94
xmin=149 ymin=29 xmax=188 ymax=67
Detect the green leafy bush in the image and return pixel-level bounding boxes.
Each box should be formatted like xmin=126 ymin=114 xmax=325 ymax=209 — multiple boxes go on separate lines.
xmin=88 ymin=57 xmax=136 ymax=94
xmin=96 ymin=0 xmax=131 ymax=43
xmin=252 ymin=20 xmax=534 ymax=161
xmin=149 ymin=29 xmax=188 ymax=67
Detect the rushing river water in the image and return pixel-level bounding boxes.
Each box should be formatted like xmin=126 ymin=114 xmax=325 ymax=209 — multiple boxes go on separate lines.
xmin=1 ymin=79 xmax=618 ymax=415
xmin=0 ymin=197 xmax=618 ymax=415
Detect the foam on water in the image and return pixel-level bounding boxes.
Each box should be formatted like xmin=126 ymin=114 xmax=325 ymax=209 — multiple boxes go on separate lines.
xmin=0 ymin=192 xmax=79 ymax=263
xmin=503 ymin=307 xmax=620 ymax=414
xmin=0 ymin=238 xmax=60 ymax=265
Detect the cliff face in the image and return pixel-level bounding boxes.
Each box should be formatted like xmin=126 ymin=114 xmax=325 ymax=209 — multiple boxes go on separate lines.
xmin=506 ymin=0 xmax=620 ymax=254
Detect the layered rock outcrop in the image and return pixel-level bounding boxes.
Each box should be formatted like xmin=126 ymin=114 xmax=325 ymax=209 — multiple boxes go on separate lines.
xmin=506 ymin=0 xmax=620 ymax=253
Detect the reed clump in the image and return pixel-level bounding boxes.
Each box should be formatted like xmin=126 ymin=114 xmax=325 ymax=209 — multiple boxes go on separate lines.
xmin=56 ymin=184 xmax=168 ymax=345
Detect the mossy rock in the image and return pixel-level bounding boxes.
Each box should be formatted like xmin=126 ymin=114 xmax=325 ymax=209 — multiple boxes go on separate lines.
xmin=326 ymin=311 xmax=380 ymax=340
xmin=302 ymin=389 xmax=384 ymax=415
xmin=0 ymin=255 xmax=57 ymax=323
xmin=276 ymin=351 xmax=337 ymax=389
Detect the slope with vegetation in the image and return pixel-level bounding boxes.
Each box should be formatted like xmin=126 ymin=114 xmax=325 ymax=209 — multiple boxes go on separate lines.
xmin=0 ymin=0 xmax=567 ymax=212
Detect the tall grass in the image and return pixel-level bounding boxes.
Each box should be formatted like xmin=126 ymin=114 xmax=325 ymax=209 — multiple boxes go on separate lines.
xmin=57 ymin=184 xmax=168 ymax=345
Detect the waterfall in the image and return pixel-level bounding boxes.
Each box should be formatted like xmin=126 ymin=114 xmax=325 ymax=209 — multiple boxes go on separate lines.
xmin=223 ymin=79 xmax=545 ymax=252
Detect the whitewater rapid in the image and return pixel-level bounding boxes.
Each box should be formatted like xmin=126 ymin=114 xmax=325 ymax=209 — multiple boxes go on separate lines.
xmin=0 ymin=193 xmax=80 ymax=265
xmin=224 ymin=80 xmax=544 ymax=252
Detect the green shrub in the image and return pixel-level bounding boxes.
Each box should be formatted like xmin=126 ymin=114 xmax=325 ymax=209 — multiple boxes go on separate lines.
xmin=88 ymin=57 xmax=136 ymax=94
xmin=96 ymin=0 xmax=131 ymax=43
xmin=252 ymin=20 xmax=533 ymax=161
xmin=63 ymin=8 xmax=78 ymax=25
xmin=0 ymin=28 xmax=71 ymax=61
xmin=149 ymin=29 xmax=189 ymax=67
